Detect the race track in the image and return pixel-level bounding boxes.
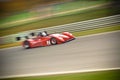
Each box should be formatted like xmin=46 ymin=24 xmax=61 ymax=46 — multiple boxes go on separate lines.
xmin=0 ymin=31 xmax=120 ymax=78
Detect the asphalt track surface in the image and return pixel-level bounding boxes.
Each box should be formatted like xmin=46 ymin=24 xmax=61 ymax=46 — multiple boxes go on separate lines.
xmin=0 ymin=31 xmax=120 ymax=78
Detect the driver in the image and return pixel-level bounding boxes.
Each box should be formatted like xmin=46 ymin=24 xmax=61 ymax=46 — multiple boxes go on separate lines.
xmin=37 ymin=31 xmax=48 ymax=37
xmin=42 ymin=32 xmax=47 ymax=37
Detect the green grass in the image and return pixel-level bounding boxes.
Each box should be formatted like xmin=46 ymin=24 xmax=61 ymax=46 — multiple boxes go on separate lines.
xmin=0 ymin=24 xmax=120 ymax=49
xmin=1 ymin=69 xmax=120 ymax=80
xmin=0 ymin=7 xmax=112 ymax=37
xmin=0 ymin=0 xmax=107 ymax=26
xmin=1 ymin=0 xmax=119 ymax=37
xmin=53 ymin=0 xmax=108 ymax=13
xmin=0 ymin=12 xmax=33 ymax=25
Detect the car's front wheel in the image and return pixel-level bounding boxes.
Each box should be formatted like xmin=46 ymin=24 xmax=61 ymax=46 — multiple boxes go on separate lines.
xmin=23 ymin=41 xmax=30 ymax=49
xmin=50 ymin=38 xmax=57 ymax=45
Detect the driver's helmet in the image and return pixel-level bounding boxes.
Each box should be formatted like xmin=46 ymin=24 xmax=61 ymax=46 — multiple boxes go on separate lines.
xmin=42 ymin=32 xmax=47 ymax=36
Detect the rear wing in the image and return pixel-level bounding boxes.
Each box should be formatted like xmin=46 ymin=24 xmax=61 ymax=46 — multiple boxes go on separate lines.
xmin=16 ymin=31 xmax=48 ymax=41
xmin=16 ymin=32 xmax=36 ymax=41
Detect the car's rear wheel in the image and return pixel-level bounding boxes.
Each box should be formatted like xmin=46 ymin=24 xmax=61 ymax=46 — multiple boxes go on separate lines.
xmin=24 ymin=41 xmax=30 ymax=49
xmin=50 ymin=38 xmax=57 ymax=45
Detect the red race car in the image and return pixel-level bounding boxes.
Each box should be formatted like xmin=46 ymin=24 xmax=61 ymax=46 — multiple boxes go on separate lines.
xmin=16 ymin=31 xmax=75 ymax=49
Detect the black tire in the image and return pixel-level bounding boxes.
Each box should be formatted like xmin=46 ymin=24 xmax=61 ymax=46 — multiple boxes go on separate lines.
xmin=23 ymin=41 xmax=30 ymax=49
xmin=50 ymin=38 xmax=57 ymax=45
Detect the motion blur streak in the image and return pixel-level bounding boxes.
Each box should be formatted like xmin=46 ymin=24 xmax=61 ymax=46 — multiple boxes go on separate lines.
xmin=0 ymin=30 xmax=120 ymax=78
xmin=1 ymin=2 xmax=109 ymax=26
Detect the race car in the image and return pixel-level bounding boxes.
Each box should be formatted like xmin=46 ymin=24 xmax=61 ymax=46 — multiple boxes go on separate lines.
xmin=16 ymin=31 xmax=75 ymax=49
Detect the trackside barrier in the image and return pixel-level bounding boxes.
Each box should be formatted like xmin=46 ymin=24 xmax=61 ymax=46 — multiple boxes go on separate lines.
xmin=0 ymin=14 xmax=120 ymax=44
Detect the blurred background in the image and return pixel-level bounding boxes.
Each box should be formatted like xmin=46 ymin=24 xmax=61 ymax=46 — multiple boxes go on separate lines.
xmin=0 ymin=1 xmax=120 ymax=79
xmin=0 ymin=0 xmax=120 ymax=47
xmin=0 ymin=0 xmax=73 ymax=17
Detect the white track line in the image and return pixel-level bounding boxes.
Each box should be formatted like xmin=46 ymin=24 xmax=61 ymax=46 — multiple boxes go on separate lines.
xmin=0 ymin=67 xmax=120 ymax=79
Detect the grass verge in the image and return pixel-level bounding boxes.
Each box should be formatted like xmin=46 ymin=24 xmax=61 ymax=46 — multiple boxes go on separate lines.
xmin=0 ymin=5 xmax=114 ymax=37
xmin=0 ymin=42 xmax=21 ymax=49
xmin=0 ymin=24 xmax=120 ymax=49
xmin=72 ymin=24 xmax=120 ymax=37
xmin=1 ymin=69 xmax=120 ymax=80
xmin=0 ymin=0 xmax=109 ymax=29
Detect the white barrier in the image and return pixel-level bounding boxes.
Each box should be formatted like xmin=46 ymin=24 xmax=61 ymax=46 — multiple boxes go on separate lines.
xmin=0 ymin=14 xmax=120 ymax=44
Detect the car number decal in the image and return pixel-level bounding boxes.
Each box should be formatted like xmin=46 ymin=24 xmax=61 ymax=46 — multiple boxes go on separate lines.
xmin=47 ymin=40 xmax=51 ymax=45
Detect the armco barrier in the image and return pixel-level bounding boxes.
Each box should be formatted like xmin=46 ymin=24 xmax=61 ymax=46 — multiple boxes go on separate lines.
xmin=0 ymin=14 xmax=120 ymax=44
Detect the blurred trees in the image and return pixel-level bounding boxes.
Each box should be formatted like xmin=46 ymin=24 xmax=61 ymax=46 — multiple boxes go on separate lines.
xmin=0 ymin=0 xmax=73 ymax=17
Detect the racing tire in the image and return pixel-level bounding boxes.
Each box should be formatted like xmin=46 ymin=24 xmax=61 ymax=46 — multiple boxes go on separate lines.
xmin=23 ymin=41 xmax=30 ymax=49
xmin=50 ymin=38 xmax=57 ymax=45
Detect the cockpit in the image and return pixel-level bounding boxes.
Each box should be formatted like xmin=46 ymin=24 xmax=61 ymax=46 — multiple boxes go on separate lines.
xmin=37 ymin=31 xmax=48 ymax=37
